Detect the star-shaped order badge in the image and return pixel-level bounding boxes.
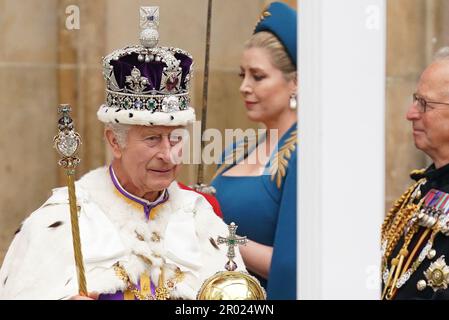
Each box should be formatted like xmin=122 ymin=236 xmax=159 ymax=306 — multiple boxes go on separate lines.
xmin=417 ymin=256 xmax=449 ymax=292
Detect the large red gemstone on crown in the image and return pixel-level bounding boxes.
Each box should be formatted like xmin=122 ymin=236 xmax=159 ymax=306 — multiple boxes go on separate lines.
xmin=166 ymin=76 xmax=179 ymax=91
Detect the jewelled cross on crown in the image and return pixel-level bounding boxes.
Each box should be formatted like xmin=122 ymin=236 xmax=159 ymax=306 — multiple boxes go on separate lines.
xmin=140 ymin=6 xmax=159 ymax=29
xmin=139 ymin=6 xmax=159 ymax=49
xmin=217 ymin=222 xmax=248 ymax=271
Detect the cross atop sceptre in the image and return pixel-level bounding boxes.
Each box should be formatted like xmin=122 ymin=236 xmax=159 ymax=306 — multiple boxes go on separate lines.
xmin=217 ymin=222 xmax=247 ymax=271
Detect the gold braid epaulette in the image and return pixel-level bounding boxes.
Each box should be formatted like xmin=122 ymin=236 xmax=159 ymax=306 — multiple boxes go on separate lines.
xmin=381 ymin=174 xmax=426 ymax=264
xmin=382 ymin=167 xmax=426 ymax=238
xmin=381 ymin=168 xmax=429 ymax=299
xmin=409 ymin=168 xmax=426 ymax=179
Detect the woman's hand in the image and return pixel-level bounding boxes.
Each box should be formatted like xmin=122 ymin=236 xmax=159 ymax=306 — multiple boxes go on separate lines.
xmin=239 ymin=239 xmax=273 ymax=279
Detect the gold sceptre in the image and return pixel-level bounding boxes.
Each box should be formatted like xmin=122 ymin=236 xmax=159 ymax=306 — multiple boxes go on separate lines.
xmin=53 ymin=104 xmax=87 ymax=296
xmin=191 ymin=0 xmax=216 ymax=195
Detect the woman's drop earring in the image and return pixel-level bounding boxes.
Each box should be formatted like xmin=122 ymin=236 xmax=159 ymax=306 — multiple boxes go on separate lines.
xmin=289 ymin=94 xmax=297 ymax=110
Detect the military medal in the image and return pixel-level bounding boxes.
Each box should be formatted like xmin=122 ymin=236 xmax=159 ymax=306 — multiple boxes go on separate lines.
xmin=418 ymin=189 xmax=449 ymax=229
xmin=382 ymin=188 xmax=449 ymax=299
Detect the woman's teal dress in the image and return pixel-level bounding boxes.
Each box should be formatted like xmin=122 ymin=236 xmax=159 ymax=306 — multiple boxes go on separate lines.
xmin=211 ymin=123 xmax=297 ymax=300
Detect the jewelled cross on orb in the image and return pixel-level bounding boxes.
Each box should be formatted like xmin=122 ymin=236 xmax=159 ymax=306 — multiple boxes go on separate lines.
xmin=217 ymin=222 xmax=248 ymax=271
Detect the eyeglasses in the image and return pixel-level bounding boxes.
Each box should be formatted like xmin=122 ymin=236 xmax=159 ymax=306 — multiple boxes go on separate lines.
xmin=412 ymin=93 xmax=449 ymax=113
xmin=143 ymin=133 xmax=184 ymax=148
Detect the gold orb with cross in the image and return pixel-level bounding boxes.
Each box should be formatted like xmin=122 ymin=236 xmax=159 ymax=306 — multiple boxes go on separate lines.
xmin=196 ymin=222 xmax=266 ymax=300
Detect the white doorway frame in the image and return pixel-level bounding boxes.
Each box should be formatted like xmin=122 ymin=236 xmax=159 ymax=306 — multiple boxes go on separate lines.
xmin=298 ymin=0 xmax=386 ymax=299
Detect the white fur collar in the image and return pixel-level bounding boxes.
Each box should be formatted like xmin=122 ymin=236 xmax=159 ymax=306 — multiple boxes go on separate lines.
xmin=0 ymin=166 xmax=244 ymax=300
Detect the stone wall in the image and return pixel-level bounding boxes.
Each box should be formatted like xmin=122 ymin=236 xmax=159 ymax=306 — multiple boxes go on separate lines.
xmin=385 ymin=0 xmax=449 ymax=210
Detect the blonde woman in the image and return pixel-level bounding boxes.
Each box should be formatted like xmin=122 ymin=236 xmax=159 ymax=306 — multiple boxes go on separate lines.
xmin=211 ymin=2 xmax=297 ymax=300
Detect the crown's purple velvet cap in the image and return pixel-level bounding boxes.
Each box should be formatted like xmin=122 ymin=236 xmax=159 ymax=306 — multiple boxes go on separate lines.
xmin=110 ymin=51 xmax=193 ymax=92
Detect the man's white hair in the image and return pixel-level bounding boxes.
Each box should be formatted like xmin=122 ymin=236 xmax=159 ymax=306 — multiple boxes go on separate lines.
xmin=433 ymin=47 xmax=449 ymax=61
xmin=105 ymin=123 xmax=131 ymax=148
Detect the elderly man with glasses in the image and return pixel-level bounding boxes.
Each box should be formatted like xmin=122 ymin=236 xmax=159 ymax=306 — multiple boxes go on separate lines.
xmin=382 ymin=47 xmax=449 ymax=300
xmin=0 ymin=7 xmax=244 ymax=300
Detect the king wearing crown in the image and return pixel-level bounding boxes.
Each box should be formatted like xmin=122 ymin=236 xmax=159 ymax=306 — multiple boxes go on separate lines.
xmin=0 ymin=7 xmax=245 ymax=300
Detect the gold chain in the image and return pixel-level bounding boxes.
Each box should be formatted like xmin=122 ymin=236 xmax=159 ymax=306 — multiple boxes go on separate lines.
xmin=382 ymin=222 xmax=420 ymax=300
xmin=381 ymin=179 xmax=427 ymax=300
xmin=383 ymin=202 xmax=419 ymax=264
xmin=401 ymin=227 xmax=439 ymax=279
xmin=381 ymin=179 xmax=424 ymax=240
xmin=114 ymin=263 xmax=185 ymax=300
xmin=381 ymin=179 xmax=426 ymax=264
xmin=383 ymin=225 xmax=441 ymax=300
